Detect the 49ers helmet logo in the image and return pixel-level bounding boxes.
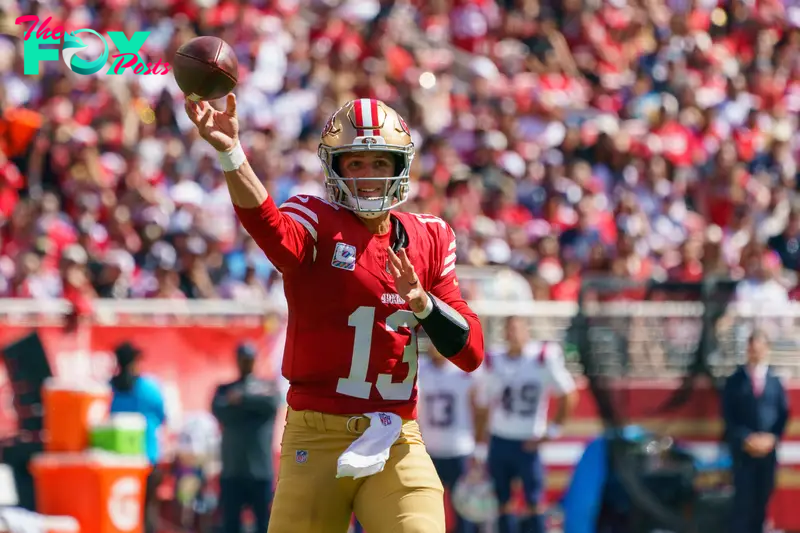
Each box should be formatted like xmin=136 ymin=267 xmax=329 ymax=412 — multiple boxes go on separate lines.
xmin=349 ymin=99 xmax=385 ymax=136
xmin=322 ymin=104 xmax=346 ymax=137
xmin=397 ymin=115 xmax=410 ymax=136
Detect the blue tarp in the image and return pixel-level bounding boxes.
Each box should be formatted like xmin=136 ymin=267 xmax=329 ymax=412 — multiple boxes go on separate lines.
xmin=561 ymin=426 xmax=730 ymax=533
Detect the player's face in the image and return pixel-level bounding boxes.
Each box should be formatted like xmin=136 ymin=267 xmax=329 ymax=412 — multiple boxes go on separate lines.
xmin=506 ymin=317 xmax=528 ymax=353
xmin=338 ymin=152 xmax=395 ymax=198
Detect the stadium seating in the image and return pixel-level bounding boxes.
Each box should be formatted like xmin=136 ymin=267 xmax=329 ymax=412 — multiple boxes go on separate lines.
xmin=0 ymin=0 xmax=798 ymax=304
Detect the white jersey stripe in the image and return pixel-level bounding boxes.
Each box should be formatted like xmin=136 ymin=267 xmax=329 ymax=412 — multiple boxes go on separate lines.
xmin=441 ymin=263 xmax=456 ymax=277
xmin=285 ymin=212 xmax=318 ymax=240
xmin=443 ymin=252 xmax=456 ymax=266
xmin=281 ymin=202 xmax=319 ymax=223
xmin=448 ymin=240 xmax=457 ymax=251
xmin=418 ymin=218 xmax=447 ymax=227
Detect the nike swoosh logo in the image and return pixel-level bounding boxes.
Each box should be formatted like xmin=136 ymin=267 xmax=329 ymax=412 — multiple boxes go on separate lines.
xmin=297 ymin=196 xmax=309 ymax=203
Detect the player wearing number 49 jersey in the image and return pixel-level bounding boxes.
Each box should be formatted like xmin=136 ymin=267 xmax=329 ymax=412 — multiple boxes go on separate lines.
xmin=480 ymin=317 xmax=578 ymax=533
xmin=184 ymin=95 xmax=484 ymax=533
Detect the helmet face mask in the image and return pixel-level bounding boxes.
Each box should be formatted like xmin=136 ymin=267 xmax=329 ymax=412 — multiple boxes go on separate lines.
xmin=318 ymin=99 xmax=415 ymax=219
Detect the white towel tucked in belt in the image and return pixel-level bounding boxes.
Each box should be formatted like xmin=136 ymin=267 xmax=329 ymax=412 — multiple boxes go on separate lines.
xmin=0 ymin=507 xmax=48 ymax=533
xmin=336 ymin=412 xmax=402 ymax=479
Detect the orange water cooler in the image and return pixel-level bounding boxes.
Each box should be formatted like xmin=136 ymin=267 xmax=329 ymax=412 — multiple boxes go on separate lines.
xmin=42 ymin=379 xmax=111 ymax=453
xmin=31 ymin=453 xmax=151 ymax=533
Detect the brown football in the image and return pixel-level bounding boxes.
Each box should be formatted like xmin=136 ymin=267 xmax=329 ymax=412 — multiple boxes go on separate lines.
xmin=172 ymin=36 xmax=238 ymax=102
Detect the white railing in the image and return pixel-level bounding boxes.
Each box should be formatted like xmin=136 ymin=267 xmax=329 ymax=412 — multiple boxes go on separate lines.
xmin=1 ymin=298 xmax=800 ymax=375
xmin=1 ymin=298 xmax=799 ymax=318
xmin=0 ymin=298 xmax=269 ymax=316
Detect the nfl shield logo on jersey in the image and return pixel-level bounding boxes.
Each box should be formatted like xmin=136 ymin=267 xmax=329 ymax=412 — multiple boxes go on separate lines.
xmin=332 ymin=242 xmax=357 ymax=271
xmin=295 ymin=450 xmax=308 ymax=463
xmin=378 ymin=413 xmax=392 ymax=426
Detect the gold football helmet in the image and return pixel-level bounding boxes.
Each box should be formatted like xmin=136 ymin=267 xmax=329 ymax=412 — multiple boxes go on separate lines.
xmin=318 ymin=99 xmax=415 ymax=219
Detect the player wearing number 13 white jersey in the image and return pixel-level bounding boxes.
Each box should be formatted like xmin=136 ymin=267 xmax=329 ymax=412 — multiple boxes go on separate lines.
xmin=419 ymin=346 xmax=482 ymax=458
xmin=418 ymin=345 xmax=483 ymax=533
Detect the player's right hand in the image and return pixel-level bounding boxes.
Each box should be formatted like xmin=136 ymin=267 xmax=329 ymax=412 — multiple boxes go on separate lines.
xmin=184 ymin=93 xmax=239 ymax=152
xmin=744 ymin=434 xmax=764 ymax=456
xmin=523 ymin=436 xmax=547 ymax=452
xmin=745 ymin=432 xmax=775 ymax=457
xmin=468 ymin=455 xmax=485 ymax=473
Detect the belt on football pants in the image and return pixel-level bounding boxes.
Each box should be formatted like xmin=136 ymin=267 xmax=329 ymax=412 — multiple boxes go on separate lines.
xmin=286 ymin=408 xmax=371 ymax=435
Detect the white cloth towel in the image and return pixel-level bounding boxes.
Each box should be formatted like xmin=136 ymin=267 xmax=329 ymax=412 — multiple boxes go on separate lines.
xmin=0 ymin=507 xmax=47 ymax=533
xmin=336 ymin=412 xmax=402 ymax=479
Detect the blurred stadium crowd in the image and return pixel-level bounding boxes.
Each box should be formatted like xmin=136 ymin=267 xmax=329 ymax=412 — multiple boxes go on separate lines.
xmin=0 ymin=0 xmax=799 ymax=305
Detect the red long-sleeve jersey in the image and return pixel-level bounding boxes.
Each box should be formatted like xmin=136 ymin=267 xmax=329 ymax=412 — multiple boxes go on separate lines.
xmin=234 ymin=194 xmax=484 ymax=419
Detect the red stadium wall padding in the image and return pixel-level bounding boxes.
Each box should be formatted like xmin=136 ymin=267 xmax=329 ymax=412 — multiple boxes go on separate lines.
xmin=0 ymin=323 xmax=273 ymax=436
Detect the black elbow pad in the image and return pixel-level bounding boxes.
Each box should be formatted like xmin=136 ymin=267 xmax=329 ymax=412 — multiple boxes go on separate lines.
xmin=417 ymin=294 xmax=470 ymax=358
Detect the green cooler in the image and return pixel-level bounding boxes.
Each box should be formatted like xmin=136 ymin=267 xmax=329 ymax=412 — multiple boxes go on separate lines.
xmin=90 ymin=413 xmax=146 ymax=456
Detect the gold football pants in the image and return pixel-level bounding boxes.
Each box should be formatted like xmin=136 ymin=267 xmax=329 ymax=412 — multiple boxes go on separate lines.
xmin=267 ymin=408 xmax=445 ymax=533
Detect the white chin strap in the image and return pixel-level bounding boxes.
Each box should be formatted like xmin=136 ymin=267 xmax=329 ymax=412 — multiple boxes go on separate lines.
xmin=326 ymin=172 xmax=409 ymax=218
xmin=346 ymin=202 xmax=391 ymax=219
xmin=332 ymin=180 xmax=400 ymax=218
xmin=348 ymin=197 xmax=392 ymax=218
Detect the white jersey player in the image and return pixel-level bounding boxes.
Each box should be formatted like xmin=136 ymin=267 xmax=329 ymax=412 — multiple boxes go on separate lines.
xmin=419 ymin=347 xmax=481 ymax=458
xmin=418 ymin=344 xmax=482 ymax=533
xmin=483 ymin=339 xmax=576 ymax=442
xmin=480 ymin=316 xmax=578 ymax=533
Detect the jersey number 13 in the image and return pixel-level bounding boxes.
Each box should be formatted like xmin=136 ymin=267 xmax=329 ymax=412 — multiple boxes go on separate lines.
xmin=337 ymin=306 xmax=419 ymax=401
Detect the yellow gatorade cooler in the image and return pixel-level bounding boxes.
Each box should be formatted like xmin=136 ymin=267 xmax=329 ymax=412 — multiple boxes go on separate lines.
xmin=31 ymin=452 xmax=151 ymax=533
xmin=42 ymin=379 xmax=111 ymax=453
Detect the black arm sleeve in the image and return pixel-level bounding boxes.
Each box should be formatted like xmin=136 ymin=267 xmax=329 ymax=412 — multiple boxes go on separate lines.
xmin=417 ymin=293 xmax=470 ymax=358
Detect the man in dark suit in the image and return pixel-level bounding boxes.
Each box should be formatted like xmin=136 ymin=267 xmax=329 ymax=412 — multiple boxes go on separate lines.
xmin=722 ymin=329 xmax=790 ymax=533
xmin=212 ymin=342 xmax=279 ymax=533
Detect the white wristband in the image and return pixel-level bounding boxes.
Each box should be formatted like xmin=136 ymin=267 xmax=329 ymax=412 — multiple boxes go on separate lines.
xmin=413 ymin=295 xmax=434 ymax=319
xmin=217 ymin=141 xmax=246 ymax=172
xmin=473 ymin=442 xmax=488 ymax=463
xmin=546 ymin=424 xmax=563 ymax=440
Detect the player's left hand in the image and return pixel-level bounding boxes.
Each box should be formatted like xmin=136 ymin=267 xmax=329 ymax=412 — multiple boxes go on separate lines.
xmin=387 ymin=247 xmax=428 ymax=314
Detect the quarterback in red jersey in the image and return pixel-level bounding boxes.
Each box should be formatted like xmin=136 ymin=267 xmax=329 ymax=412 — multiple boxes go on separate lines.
xmin=185 ymin=94 xmax=484 ymax=533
